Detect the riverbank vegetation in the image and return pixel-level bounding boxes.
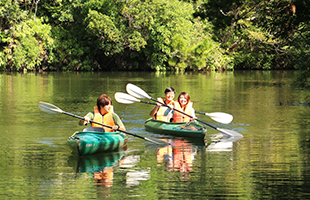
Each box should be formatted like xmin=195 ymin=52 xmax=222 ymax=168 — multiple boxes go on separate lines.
xmin=0 ymin=1 xmax=309 ymax=76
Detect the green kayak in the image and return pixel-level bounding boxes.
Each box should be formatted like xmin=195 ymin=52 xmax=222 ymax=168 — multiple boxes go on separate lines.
xmin=144 ymin=118 xmax=208 ymax=139
xmin=67 ymin=127 xmax=128 ymax=156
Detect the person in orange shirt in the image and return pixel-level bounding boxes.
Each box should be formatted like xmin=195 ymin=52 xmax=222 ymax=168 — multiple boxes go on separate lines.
xmin=149 ymin=87 xmax=176 ymax=122
xmin=79 ymin=94 xmax=126 ymax=132
xmin=171 ymin=92 xmax=196 ymax=123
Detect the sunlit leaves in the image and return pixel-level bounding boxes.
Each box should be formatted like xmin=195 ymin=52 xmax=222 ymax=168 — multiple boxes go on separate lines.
xmin=0 ymin=18 xmax=54 ymax=70
xmin=86 ymin=10 xmax=123 ymax=50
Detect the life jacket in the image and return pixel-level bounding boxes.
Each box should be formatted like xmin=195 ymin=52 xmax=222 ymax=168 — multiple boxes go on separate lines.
xmin=92 ymin=106 xmax=115 ymax=132
xmin=172 ymin=101 xmax=193 ymax=122
xmin=156 ymin=98 xmax=175 ymax=122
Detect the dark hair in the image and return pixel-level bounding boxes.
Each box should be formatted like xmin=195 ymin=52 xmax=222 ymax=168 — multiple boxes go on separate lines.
xmin=178 ymin=92 xmax=190 ymax=106
xmin=164 ymin=87 xmax=175 ymax=94
xmin=97 ymin=94 xmax=112 ymax=109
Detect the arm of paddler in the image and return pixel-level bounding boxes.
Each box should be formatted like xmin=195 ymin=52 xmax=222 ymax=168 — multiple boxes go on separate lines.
xmin=111 ymin=124 xmax=126 ymax=131
xmin=112 ymin=113 xmax=126 ymax=131
xmin=149 ymin=103 xmax=161 ymax=117
xmin=78 ymin=112 xmax=93 ymax=125
xmin=190 ymin=108 xmax=197 ymax=121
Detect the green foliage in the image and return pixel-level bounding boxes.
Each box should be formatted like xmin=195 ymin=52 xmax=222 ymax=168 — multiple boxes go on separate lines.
xmin=13 ymin=19 xmax=53 ymax=70
xmin=0 ymin=0 xmax=55 ymax=71
xmin=0 ymin=0 xmax=234 ymax=71
xmin=0 ymin=17 xmax=54 ymax=70
xmin=291 ymin=21 xmax=310 ymax=89
xmin=166 ymin=19 xmax=233 ymax=71
xmin=1 ymin=0 xmax=309 ymax=75
xmin=123 ymin=0 xmax=233 ymax=71
xmin=196 ymin=0 xmax=310 ymax=73
xmin=85 ymin=10 xmax=124 ymax=55
xmin=50 ymin=26 xmax=86 ymax=70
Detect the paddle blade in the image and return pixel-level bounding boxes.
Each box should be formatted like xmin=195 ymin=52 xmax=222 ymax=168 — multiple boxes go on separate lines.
xmin=114 ymin=92 xmax=140 ymax=104
xmin=38 ymin=102 xmax=64 ymax=114
xmin=205 ymin=112 xmax=233 ymax=124
xmin=126 ymin=83 xmax=151 ymax=99
xmin=217 ymin=128 xmax=243 ymax=138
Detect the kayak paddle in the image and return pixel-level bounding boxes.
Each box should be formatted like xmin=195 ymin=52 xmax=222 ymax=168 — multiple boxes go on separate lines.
xmin=194 ymin=111 xmax=233 ymax=124
xmin=115 ymin=92 xmax=233 ymax=124
xmin=38 ymin=101 xmax=169 ymax=145
xmin=125 ymin=83 xmax=243 ymax=138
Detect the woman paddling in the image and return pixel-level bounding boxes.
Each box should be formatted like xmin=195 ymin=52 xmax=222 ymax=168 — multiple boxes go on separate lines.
xmin=171 ymin=92 xmax=196 ymax=123
xmin=79 ymin=94 xmax=126 ymax=132
xmin=150 ymin=87 xmax=176 ymax=122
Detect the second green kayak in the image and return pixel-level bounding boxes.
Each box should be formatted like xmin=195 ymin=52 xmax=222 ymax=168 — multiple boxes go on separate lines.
xmin=144 ymin=118 xmax=208 ymax=139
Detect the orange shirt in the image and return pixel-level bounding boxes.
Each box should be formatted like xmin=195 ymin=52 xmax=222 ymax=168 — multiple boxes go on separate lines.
xmin=172 ymin=101 xmax=193 ymax=122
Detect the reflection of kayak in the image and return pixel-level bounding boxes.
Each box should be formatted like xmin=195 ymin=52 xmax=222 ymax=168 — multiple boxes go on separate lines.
xmin=68 ymin=150 xmax=126 ymax=187
xmin=68 ymin=151 xmax=126 ymax=173
xmin=144 ymin=118 xmax=208 ymax=139
xmin=67 ymin=127 xmax=128 ymax=156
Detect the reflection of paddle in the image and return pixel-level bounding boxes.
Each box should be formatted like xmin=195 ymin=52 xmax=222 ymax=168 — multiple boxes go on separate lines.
xmin=38 ymin=102 xmax=168 ymax=145
xmin=115 ymin=92 xmax=233 ymax=124
xmin=125 ymin=83 xmax=243 ymax=138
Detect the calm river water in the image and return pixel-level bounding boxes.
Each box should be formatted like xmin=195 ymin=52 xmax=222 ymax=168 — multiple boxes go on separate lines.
xmin=0 ymin=71 xmax=310 ymax=199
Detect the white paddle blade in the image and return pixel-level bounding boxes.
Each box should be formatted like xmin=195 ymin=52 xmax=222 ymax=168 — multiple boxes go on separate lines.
xmin=205 ymin=112 xmax=233 ymax=124
xmin=38 ymin=102 xmax=63 ymax=114
xmin=217 ymin=128 xmax=243 ymax=138
xmin=114 ymin=92 xmax=140 ymax=104
xmin=126 ymin=83 xmax=151 ymax=99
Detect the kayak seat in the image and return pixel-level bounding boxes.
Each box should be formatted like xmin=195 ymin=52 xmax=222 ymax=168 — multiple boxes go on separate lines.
xmin=83 ymin=127 xmax=105 ymax=132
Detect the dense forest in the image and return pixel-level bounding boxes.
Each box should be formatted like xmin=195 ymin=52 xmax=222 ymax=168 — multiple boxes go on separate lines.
xmin=0 ymin=1 xmax=309 ymax=81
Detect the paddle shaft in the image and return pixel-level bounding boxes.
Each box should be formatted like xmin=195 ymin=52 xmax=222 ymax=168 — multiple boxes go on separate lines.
xmin=140 ymin=100 xmax=156 ymax=105
xmin=61 ymin=111 xmax=147 ymax=140
xmin=195 ymin=111 xmax=206 ymax=115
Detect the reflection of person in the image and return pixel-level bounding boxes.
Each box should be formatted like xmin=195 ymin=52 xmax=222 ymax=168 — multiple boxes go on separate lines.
xmin=156 ymin=139 xmax=195 ymax=174
xmin=94 ymin=167 xmax=114 ymax=187
xmin=93 ymin=155 xmax=127 ymax=187
xmin=149 ymin=87 xmax=175 ymax=122
xmin=79 ymin=94 xmax=126 ymax=132
xmin=172 ymin=140 xmax=194 ymax=173
xmin=172 ymin=92 xmax=196 ymax=123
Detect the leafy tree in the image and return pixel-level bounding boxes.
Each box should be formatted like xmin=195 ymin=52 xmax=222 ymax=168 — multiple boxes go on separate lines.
xmin=0 ymin=0 xmax=54 ymax=71
xmin=6 ymin=0 xmax=309 ymax=75
xmin=37 ymin=0 xmax=232 ymax=71
xmin=195 ymin=0 xmax=310 ymax=72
